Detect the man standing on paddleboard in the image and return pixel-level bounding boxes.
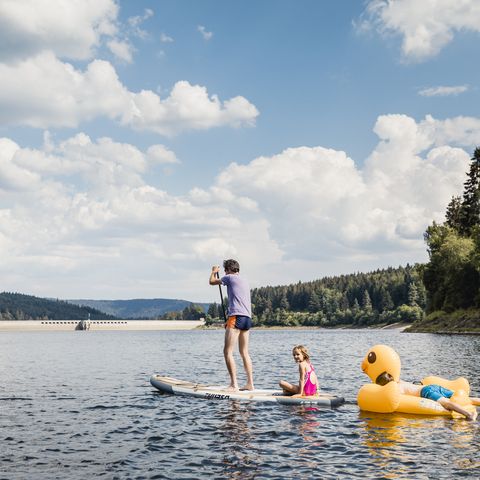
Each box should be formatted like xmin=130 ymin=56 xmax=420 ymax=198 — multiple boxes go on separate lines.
xmin=209 ymin=259 xmax=254 ymax=392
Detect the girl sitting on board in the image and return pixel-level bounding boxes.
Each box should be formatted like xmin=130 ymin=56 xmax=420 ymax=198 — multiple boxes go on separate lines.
xmin=279 ymin=345 xmax=319 ymax=397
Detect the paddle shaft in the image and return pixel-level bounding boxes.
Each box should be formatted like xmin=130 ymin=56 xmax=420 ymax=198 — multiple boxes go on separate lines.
xmin=216 ymin=272 xmax=228 ymax=322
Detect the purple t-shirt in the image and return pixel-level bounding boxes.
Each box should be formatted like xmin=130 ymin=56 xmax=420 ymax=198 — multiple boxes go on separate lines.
xmin=221 ymin=273 xmax=251 ymax=318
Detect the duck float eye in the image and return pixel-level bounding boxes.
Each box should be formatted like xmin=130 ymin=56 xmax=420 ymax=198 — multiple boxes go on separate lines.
xmin=367 ymin=352 xmax=376 ymax=363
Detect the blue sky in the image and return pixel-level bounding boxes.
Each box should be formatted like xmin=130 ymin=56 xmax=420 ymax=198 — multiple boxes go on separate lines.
xmin=0 ymin=0 xmax=479 ymax=302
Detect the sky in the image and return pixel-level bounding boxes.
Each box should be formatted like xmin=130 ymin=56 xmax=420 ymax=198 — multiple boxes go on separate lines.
xmin=1 ymin=0 xmax=479 ymax=303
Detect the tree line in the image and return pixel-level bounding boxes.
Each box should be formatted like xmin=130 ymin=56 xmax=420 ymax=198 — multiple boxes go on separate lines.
xmin=160 ymin=303 xmax=206 ymax=320
xmin=206 ymin=264 xmax=426 ymax=327
xmin=0 ymin=292 xmax=116 ymax=320
xmin=422 ymin=147 xmax=480 ymax=313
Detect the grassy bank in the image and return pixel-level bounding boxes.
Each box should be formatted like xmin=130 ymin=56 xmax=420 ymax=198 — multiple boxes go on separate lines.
xmin=405 ymin=308 xmax=480 ymax=334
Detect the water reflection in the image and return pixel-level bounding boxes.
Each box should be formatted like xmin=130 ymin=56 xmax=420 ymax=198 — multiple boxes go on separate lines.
xmin=360 ymin=412 xmax=408 ymax=450
xmin=292 ymin=406 xmax=325 ymax=474
xmin=295 ymin=406 xmax=324 ymax=443
xmin=358 ymin=412 xmax=435 ymax=479
xmin=359 ymin=410 xmax=480 ymax=479
xmin=217 ymin=401 xmax=259 ymax=479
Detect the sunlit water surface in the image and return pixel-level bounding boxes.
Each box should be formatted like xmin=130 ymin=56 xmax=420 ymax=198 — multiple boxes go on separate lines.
xmin=1 ymin=329 xmax=479 ymax=479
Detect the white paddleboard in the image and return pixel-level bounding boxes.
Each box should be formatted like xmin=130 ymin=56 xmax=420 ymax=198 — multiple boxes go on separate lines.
xmin=150 ymin=375 xmax=345 ymax=407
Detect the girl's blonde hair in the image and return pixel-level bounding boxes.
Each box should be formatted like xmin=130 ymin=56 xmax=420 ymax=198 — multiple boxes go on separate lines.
xmin=292 ymin=345 xmax=310 ymax=360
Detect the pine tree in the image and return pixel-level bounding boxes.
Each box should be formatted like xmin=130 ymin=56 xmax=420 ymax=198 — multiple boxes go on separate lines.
xmin=308 ymin=291 xmax=321 ymax=313
xmin=445 ymin=195 xmax=462 ymax=232
xmin=279 ymin=291 xmax=289 ymax=310
xmin=362 ymin=290 xmax=373 ymax=312
xmin=207 ymin=302 xmax=219 ymax=319
xmin=407 ymin=283 xmax=419 ymax=307
xmin=459 ymin=147 xmax=480 ymax=236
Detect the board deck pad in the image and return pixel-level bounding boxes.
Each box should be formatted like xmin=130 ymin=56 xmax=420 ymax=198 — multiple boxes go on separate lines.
xmin=150 ymin=375 xmax=345 ymax=407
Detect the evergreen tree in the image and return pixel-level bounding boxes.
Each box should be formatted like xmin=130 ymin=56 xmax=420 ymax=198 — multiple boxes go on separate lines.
xmin=207 ymin=302 xmax=219 ymax=319
xmin=308 ymin=291 xmax=321 ymax=313
xmin=407 ymin=283 xmax=419 ymax=307
xmin=362 ymin=290 xmax=373 ymax=312
xmin=445 ymin=195 xmax=462 ymax=232
xmin=379 ymin=289 xmax=394 ymax=311
xmin=279 ymin=291 xmax=289 ymax=310
xmin=459 ymin=147 xmax=480 ymax=236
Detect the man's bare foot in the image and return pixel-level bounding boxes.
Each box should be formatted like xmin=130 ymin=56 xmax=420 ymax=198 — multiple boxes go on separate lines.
xmin=239 ymin=385 xmax=255 ymax=391
xmin=224 ymin=385 xmax=239 ymax=392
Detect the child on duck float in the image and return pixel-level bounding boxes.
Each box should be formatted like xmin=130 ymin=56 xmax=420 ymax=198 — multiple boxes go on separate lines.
xmin=358 ymin=344 xmax=480 ymax=419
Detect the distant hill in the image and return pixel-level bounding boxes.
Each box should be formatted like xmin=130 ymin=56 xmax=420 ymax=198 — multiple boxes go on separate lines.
xmin=0 ymin=292 xmax=116 ymax=320
xmin=67 ymin=298 xmax=210 ymax=319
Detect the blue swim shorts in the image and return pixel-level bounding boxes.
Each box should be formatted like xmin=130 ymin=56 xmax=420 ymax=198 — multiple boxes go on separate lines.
xmin=226 ymin=315 xmax=252 ymax=331
xmin=420 ymin=385 xmax=454 ymax=402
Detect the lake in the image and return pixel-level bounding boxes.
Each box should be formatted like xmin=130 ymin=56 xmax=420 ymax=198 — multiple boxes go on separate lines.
xmin=1 ymin=328 xmax=479 ymax=479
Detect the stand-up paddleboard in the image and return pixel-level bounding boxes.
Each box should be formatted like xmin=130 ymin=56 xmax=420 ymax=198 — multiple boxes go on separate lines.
xmin=150 ymin=375 xmax=345 ymax=407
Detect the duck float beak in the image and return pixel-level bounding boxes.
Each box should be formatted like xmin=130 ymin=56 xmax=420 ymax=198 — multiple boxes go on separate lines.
xmin=361 ymin=358 xmax=368 ymax=373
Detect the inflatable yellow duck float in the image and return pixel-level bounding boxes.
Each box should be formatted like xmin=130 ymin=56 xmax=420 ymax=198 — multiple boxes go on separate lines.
xmin=357 ymin=345 xmax=477 ymax=417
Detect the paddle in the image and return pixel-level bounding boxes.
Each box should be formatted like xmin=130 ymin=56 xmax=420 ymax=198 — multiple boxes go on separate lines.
xmin=216 ymin=271 xmax=228 ymax=322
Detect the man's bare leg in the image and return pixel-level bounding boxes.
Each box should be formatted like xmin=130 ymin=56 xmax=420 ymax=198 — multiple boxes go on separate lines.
xmin=238 ymin=330 xmax=254 ymax=390
xmin=224 ymin=328 xmax=240 ymax=391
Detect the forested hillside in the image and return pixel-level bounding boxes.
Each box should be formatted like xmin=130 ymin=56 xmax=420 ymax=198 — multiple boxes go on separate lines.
xmin=69 ymin=298 xmax=209 ymax=319
xmin=207 ymin=265 xmax=425 ymax=327
xmin=0 ymin=292 xmax=116 ymax=320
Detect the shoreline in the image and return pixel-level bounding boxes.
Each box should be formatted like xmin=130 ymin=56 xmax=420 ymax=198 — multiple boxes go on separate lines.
xmin=0 ymin=319 xmax=205 ymax=331
xmin=201 ymin=322 xmax=412 ymax=331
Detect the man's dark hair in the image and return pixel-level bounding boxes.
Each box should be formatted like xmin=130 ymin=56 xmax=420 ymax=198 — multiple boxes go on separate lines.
xmin=376 ymin=372 xmax=394 ymax=386
xmin=223 ymin=259 xmax=240 ymax=273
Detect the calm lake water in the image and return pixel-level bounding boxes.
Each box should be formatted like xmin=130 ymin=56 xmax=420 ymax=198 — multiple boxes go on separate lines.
xmin=1 ymin=328 xmax=479 ymax=479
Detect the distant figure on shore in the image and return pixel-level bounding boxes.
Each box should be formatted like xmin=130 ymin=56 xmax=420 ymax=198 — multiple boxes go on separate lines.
xmin=376 ymin=372 xmax=479 ymax=421
xmin=279 ymin=345 xmax=320 ymax=397
xmin=209 ymin=259 xmax=254 ymax=392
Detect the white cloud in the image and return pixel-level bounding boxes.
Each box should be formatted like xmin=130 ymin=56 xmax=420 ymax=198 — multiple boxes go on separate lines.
xmin=0 ymin=0 xmax=118 ymax=62
xmin=419 ymin=114 xmax=480 ymax=146
xmin=147 ymin=145 xmax=180 ymax=164
xmin=198 ymin=25 xmax=213 ymax=41
xmin=128 ymin=8 xmax=154 ymax=28
xmin=124 ymin=81 xmax=259 ymax=135
xmin=107 ymin=39 xmax=134 ymax=63
xmin=0 ymin=52 xmax=130 ymax=128
xmin=0 ymin=113 xmax=476 ymax=299
xmin=0 ymin=53 xmax=259 ymax=133
xmin=0 ymin=131 xmax=280 ymax=298
xmin=361 ymin=0 xmax=480 ymax=61
xmin=418 ymin=85 xmax=469 ymax=97
xmin=127 ymin=8 xmax=154 ymax=40
xmin=215 ymin=113 xmax=474 ymax=266
xmin=160 ymin=33 xmax=174 ymax=43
